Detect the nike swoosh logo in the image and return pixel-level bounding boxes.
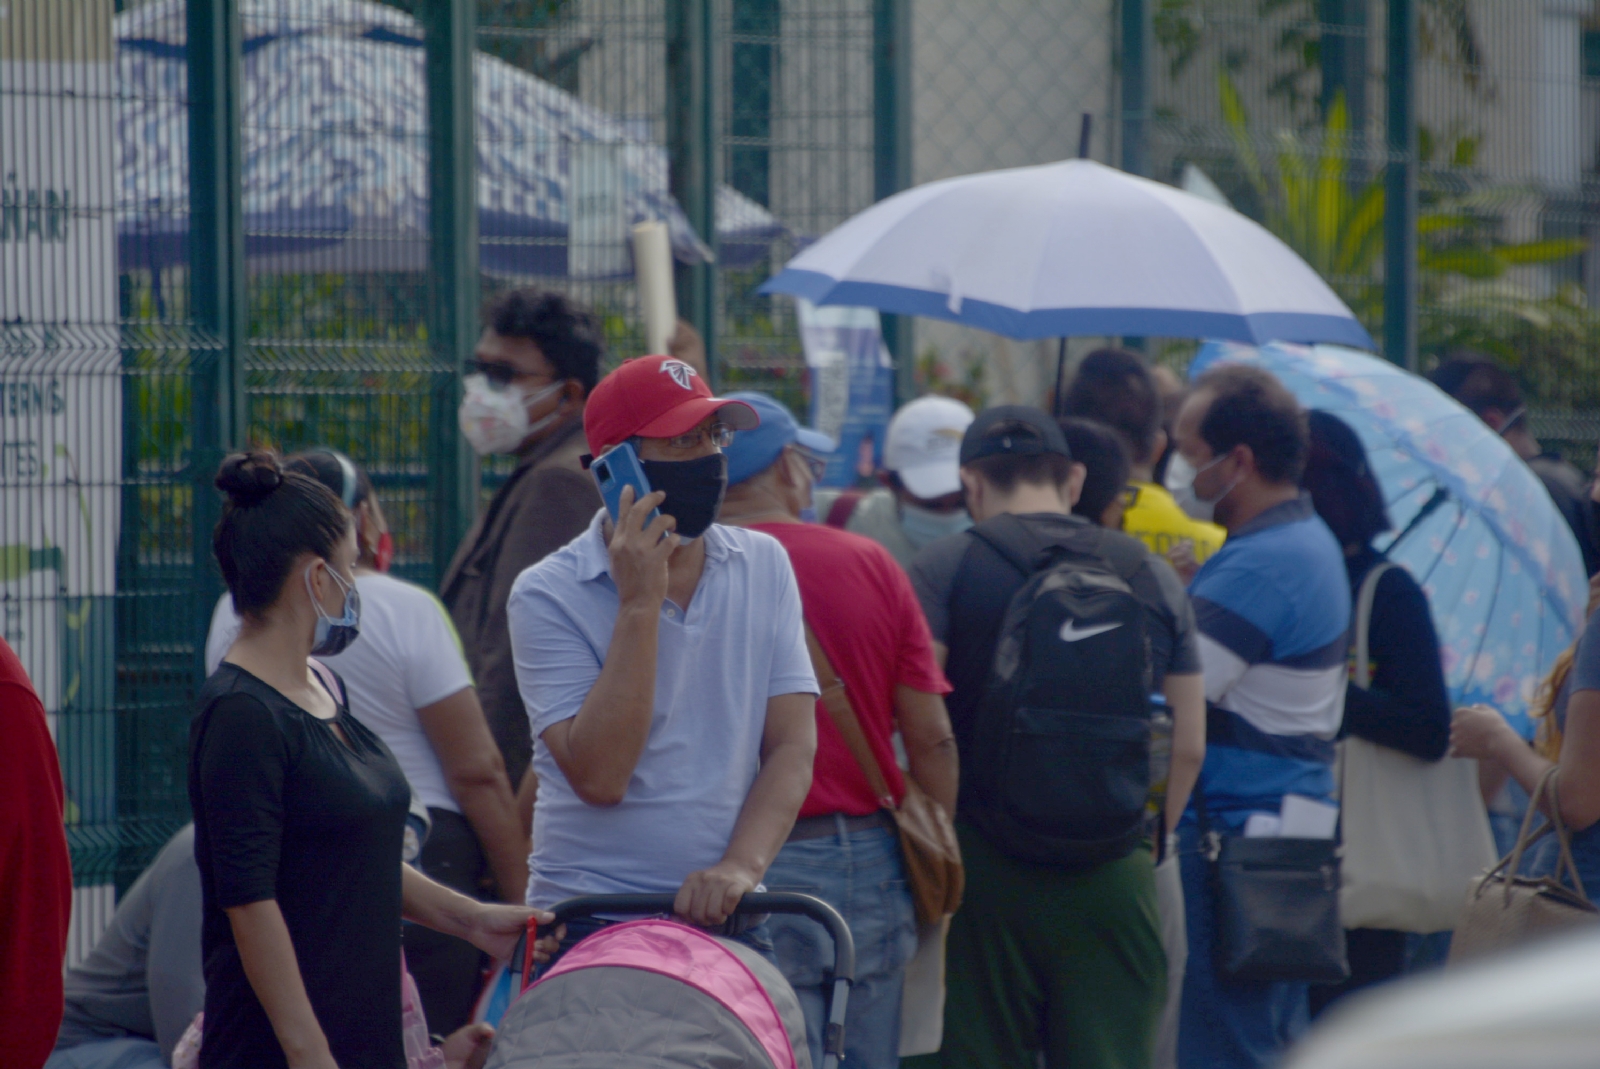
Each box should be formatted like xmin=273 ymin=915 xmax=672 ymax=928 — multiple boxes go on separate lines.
xmin=1059 ymin=620 xmax=1122 ymax=642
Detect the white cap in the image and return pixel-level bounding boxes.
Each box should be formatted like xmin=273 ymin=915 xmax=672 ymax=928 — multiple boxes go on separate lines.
xmin=884 ymin=395 xmax=976 ymax=499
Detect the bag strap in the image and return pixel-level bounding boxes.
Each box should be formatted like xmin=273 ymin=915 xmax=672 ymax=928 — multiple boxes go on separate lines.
xmin=803 ymin=623 xmax=895 ymax=809
xmin=307 ymin=658 xmax=347 ymax=707
xmin=1352 ymin=561 xmax=1397 ymax=691
xmin=1538 ymin=766 xmax=1591 ymax=901
xmin=824 ymin=490 xmax=866 ymax=529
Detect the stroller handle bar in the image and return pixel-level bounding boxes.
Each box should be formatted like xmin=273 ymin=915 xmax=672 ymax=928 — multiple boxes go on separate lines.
xmin=542 ymin=891 xmax=856 ymax=982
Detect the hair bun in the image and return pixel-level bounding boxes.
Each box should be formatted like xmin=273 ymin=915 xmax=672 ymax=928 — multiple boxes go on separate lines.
xmin=215 ymin=451 xmax=284 ymax=507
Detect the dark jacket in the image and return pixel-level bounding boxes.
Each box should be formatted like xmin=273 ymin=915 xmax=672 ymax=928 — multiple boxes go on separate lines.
xmin=441 ymin=417 xmax=600 ymax=783
xmin=1341 ymin=546 xmax=1451 ymax=761
xmin=1528 ymin=453 xmax=1600 ymax=577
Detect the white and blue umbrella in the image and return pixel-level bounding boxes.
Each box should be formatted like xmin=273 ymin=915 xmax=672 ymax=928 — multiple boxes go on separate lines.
xmin=1192 ymin=341 xmax=1586 ymax=734
xmin=115 ymin=0 xmax=784 ymax=278
xmin=761 ymin=158 xmax=1372 ymax=348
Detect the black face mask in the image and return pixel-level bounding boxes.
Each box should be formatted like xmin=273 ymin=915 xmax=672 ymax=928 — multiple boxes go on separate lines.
xmin=640 ymin=452 xmax=728 ymax=540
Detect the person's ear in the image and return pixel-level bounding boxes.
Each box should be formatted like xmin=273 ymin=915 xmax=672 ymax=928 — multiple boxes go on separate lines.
xmin=560 ymin=379 xmax=583 ymax=410
xmin=778 ymin=447 xmax=802 ymax=488
xmin=1232 ymin=443 xmax=1256 ymax=479
xmin=959 ymin=467 xmax=983 ymax=518
xmin=1482 ymin=407 xmax=1507 ymax=433
xmin=1151 ymin=427 xmax=1168 ymax=465
xmin=1064 ymin=462 xmax=1087 ymax=508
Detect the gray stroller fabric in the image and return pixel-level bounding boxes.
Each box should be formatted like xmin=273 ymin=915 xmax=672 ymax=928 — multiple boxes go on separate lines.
xmin=713 ymin=937 xmax=812 ymax=1069
xmin=484 ymin=961 xmax=810 ymax=1069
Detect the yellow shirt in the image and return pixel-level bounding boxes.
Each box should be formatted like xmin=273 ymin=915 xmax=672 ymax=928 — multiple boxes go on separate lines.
xmin=1121 ymin=481 xmax=1226 ymax=564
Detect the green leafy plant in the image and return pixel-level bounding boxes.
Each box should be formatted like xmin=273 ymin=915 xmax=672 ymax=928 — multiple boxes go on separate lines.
xmin=1218 ymin=73 xmax=1585 ymax=328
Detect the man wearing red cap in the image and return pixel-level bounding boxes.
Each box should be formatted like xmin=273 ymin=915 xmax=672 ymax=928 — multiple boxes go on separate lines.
xmin=506 ymin=355 xmax=820 ymax=942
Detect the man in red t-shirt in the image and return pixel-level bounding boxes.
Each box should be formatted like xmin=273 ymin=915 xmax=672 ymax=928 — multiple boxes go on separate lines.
xmin=0 ymin=635 xmax=73 ymax=1069
xmin=720 ymin=393 xmax=957 ymax=1069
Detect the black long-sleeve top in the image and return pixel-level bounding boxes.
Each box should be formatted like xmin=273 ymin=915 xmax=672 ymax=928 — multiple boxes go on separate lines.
xmin=1340 ymin=546 xmax=1452 ymax=761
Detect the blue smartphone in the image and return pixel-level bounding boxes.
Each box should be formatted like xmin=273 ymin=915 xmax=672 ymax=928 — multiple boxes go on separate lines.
xmin=591 ymin=442 xmax=662 ymax=528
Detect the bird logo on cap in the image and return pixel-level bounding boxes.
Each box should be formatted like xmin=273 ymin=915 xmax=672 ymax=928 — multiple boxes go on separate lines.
xmin=660 ymin=359 xmax=698 ymax=390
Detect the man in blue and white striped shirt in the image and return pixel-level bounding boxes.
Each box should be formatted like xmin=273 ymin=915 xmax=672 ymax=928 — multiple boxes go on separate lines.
xmin=1168 ymin=364 xmax=1351 ymax=1069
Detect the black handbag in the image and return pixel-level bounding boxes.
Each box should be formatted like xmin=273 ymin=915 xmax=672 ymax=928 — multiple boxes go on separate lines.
xmin=1200 ymin=798 xmax=1350 ymax=984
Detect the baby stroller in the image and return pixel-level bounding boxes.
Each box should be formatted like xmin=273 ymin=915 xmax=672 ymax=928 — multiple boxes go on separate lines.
xmin=484 ymin=892 xmax=855 ymax=1069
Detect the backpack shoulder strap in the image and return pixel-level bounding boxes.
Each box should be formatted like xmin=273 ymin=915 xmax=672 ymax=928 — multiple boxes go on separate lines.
xmin=1091 ymin=528 xmax=1150 ymax=584
xmin=1352 ymin=560 xmax=1397 ymax=690
xmin=825 ymin=490 xmax=867 ymax=529
xmin=971 ymin=514 xmax=1146 ymax=585
xmin=966 ymin=513 xmax=1047 ymax=580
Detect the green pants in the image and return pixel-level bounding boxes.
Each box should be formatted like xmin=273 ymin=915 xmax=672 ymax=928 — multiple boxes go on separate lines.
xmin=905 ymin=823 xmax=1165 ymax=1069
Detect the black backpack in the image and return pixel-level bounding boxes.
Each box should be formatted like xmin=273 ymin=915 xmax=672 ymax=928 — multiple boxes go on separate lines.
xmin=959 ymin=514 xmax=1154 ymax=870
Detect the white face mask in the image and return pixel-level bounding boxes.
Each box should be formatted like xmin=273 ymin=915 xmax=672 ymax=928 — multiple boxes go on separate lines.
xmin=1165 ymin=451 xmax=1238 ymax=523
xmin=457 ymin=375 xmax=565 ymax=456
xmin=899 ymin=500 xmax=973 ymax=549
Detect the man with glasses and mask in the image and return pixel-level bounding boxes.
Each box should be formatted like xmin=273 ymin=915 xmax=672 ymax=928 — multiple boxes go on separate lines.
xmin=1431 ymin=356 xmax=1600 ymax=576
xmin=814 ymin=395 xmax=976 ymax=569
xmin=718 ymin=392 xmax=957 ymax=1069
xmin=506 ymin=356 xmax=820 ymax=953
xmin=442 ymin=289 xmax=604 ymax=819
xmin=1167 ymin=365 xmax=1350 ymax=1069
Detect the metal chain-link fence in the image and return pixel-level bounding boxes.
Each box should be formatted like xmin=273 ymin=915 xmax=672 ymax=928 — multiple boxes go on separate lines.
xmin=11 ymin=0 xmax=1600 ymax=957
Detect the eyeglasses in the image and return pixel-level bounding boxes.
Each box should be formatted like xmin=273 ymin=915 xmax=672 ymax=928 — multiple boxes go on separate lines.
xmin=465 ymin=359 xmax=552 ymax=391
xmin=637 ymin=423 xmax=736 ymax=452
xmin=794 ymin=448 xmax=828 ymax=480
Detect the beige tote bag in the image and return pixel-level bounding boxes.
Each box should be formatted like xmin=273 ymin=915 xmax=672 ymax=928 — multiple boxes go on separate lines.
xmin=1337 ymin=563 xmax=1498 ymax=933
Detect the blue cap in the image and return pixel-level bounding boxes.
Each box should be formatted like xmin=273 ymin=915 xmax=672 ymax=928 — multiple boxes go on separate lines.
xmin=722 ymin=391 xmax=837 ymax=486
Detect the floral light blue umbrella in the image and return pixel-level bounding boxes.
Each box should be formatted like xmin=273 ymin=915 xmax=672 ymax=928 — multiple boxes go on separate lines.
xmin=1192 ymin=341 xmax=1587 ymax=735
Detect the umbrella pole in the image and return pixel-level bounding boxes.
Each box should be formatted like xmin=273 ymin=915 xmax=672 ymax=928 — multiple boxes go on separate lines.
xmin=1054 ymin=337 xmax=1068 ymax=415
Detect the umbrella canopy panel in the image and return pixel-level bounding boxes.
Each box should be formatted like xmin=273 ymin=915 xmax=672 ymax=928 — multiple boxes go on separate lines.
xmin=762 ymin=158 xmax=1371 ymax=348
xmin=115 ymin=0 xmax=785 ymax=279
xmin=1193 ymin=341 xmax=1586 ymax=733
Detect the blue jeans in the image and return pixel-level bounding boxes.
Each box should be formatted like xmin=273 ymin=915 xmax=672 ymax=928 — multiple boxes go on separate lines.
xmin=1176 ymin=823 xmax=1309 ymax=1069
xmin=763 ymin=820 xmax=917 ymax=1069
xmin=44 ymin=1038 xmax=165 ymax=1069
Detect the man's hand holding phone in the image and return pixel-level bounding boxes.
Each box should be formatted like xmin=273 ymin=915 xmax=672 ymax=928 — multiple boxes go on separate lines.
xmin=608 ymin=485 xmax=677 ymax=610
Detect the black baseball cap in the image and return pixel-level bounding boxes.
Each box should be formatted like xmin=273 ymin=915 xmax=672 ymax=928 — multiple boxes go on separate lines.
xmin=959 ymin=405 xmax=1072 ymax=465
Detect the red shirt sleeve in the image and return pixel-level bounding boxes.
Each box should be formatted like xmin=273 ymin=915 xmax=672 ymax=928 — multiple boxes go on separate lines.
xmin=0 ymin=640 xmax=72 ymax=1069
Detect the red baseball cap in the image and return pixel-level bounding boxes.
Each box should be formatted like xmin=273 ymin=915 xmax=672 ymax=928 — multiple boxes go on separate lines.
xmin=584 ymin=355 xmax=760 ymax=453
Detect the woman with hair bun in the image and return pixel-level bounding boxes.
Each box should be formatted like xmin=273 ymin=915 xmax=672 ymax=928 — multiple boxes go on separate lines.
xmin=189 ymin=451 xmax=553 ymax=1069
xmin=1300 ymin=412 xmax=1451 ymax=1015
xmin=205 ymin=450 xmax=531 ymax=1035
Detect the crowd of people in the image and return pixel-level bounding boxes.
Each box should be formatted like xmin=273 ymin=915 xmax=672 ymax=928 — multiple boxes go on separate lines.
xmin=10 ymin=285 xmax=1600 ymax=1069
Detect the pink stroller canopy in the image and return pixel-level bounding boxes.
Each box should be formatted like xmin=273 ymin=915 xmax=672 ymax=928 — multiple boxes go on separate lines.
xmin=489 ymin=918 xmax=802 ymax=1069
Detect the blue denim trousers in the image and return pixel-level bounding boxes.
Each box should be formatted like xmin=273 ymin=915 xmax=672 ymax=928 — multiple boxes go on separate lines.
xmin=763 ymin=820 xmax=918 ymax=1069
xmin=1176 ymin=823 xmax=1309 ymax=1069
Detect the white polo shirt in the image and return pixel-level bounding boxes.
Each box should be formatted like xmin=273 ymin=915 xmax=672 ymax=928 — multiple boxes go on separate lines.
xmin=507 ymin=510 xmax=818 ymax=908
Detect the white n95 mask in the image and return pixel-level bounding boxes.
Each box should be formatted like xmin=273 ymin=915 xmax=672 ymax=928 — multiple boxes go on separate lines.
xmin=458 ymin=375 xmax=564 ymax=456
xmin=1165 ymin=451 xmax=1237 ymax=523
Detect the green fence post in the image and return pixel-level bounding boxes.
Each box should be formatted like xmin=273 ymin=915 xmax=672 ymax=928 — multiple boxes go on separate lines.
xmin=667 ymin=0 xmax=716 ymax=381
xmin=874 ymin=0 xmax=913 ymax=403
xmin=187 ymin=0 xmax=246 ymax=675
xmin=1383 ymin=0 xmax=1417 ymax=371
xmin=1119 ymin=0 xmax=1150 ymax=178
xmin=425 ymin=0 xmax=480 ymax=587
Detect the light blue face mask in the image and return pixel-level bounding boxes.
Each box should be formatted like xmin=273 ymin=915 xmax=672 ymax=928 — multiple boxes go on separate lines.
xmin=305 ymin=562 xmax=361 ymax=656
xmin=898 ymin=500 xmax=972 ymax=549
xmin=798 ymin=506 xmax=819 ymax=523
